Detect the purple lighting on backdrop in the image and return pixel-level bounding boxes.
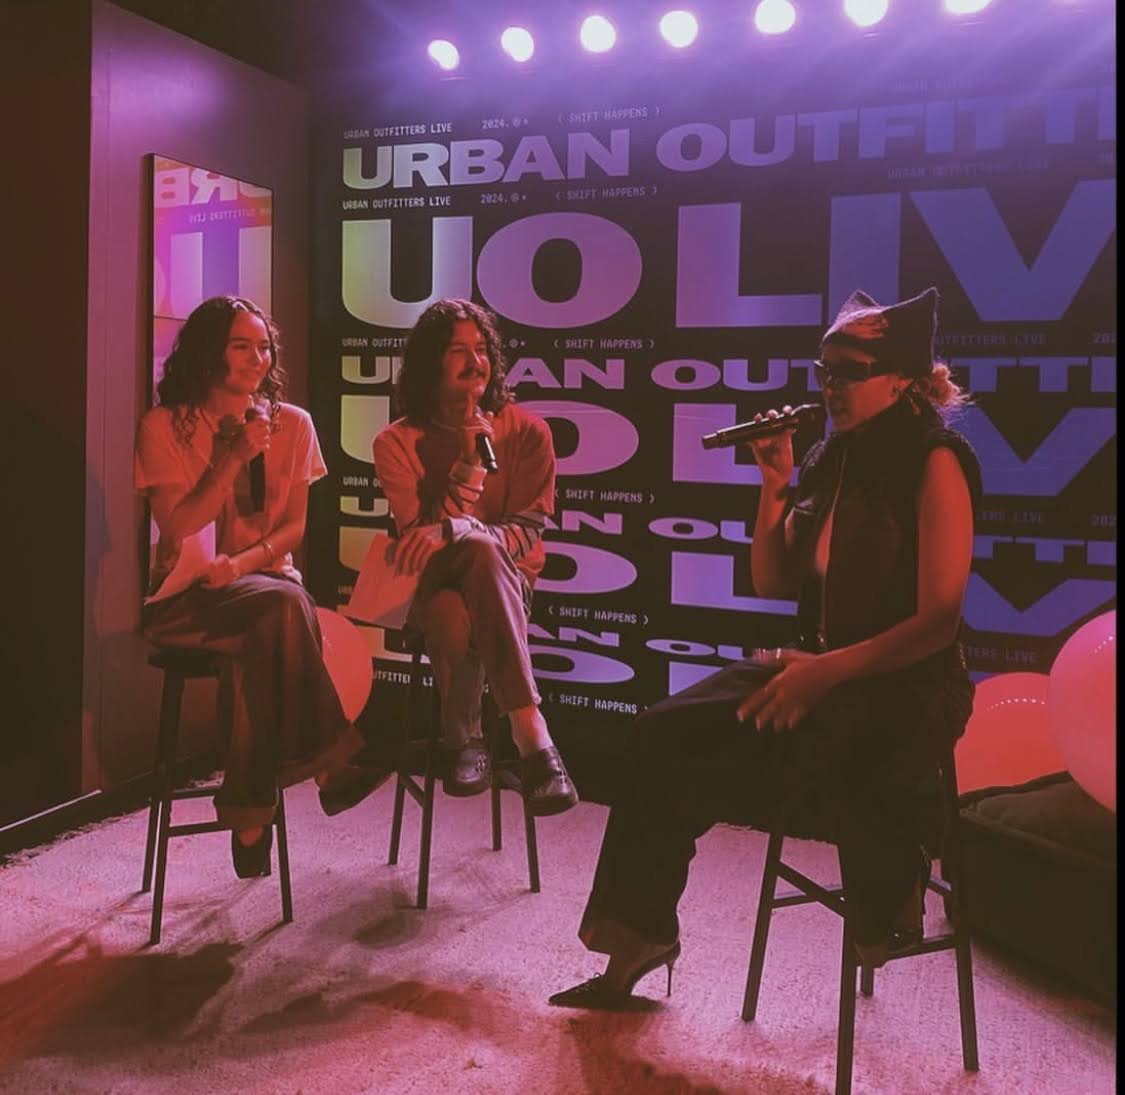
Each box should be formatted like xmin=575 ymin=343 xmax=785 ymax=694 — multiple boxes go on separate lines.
xmin=501 ymin=26 xmax=535 ymax=62
xmin=659 ymin=10 xmax=701 ymax=47
xmin=944 ymin=0 xmax=993 ymax=12
xmin=579 ymin=14 xmax=617 ymax=52
xmin=426 ymin=38 xmax=459 ymax=70
xmin=754 ymin=0 xmax=797 ymax=34
xmin=844 ymin=0 xmax=890 ymax=27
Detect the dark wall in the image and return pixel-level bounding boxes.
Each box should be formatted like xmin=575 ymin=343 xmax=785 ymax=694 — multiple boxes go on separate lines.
xmin=82 ymin=0 xmax=312 ymax=794
xmin=0 ymin=0 xmax=93 ymax=826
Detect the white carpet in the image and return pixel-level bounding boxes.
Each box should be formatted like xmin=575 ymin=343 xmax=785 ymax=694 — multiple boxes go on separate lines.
xmin=0 ymin=781 xmax=1114 ymax=1094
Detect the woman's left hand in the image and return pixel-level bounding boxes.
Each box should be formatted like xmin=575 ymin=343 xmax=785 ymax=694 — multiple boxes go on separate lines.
xmin=737 ymin=650 xmax=842 ymax=731
xmin=202 ymin=553 xmax=241 ymax=589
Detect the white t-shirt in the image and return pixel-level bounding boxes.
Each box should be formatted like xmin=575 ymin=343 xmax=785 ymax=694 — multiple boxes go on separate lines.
xmin=134 ymin=401 xmax=327 ymax=594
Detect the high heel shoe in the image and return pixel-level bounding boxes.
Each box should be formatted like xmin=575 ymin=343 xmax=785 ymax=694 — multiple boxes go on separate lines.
xmin=231 ymin=826 xmax=272 ymax=879
xmin=854 ymin=849 xmax=931 ymax=969
xmin=548 ymin=941 xmax=681 ymax=1009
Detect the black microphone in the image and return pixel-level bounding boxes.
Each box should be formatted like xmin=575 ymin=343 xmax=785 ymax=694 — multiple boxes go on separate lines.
xmin=476 ymin=432 xmax=499 ymax=475
xmin=700 ymin=404 xmax=824 ymax=450
xmin=244 ymin=406 xmax=266 ymax=510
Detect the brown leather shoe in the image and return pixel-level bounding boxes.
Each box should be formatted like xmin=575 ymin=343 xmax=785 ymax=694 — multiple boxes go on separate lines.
xmin=444 ymin=741 xmax=491 ymax=797
xmin=520 ymin=745 xmax=579 ymax=817
xmin=318 ymin=763 xmax=392 ymax=816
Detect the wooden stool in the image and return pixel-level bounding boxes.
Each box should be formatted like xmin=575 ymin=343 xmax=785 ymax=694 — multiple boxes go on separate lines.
xmin=740 ymin=745 xmax=979 ymax=1095
xmin=142 ymin=648 xmax=293 ymax=944
xmin=387 ymin=638 xmax=540 ymax=908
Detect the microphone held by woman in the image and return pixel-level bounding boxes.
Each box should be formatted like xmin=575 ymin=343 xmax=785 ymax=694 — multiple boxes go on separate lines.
xmin=700 ymin=403 xmax=824 ymax=449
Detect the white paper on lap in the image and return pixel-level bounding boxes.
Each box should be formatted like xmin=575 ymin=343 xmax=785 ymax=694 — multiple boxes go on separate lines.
xmin=144 ymin=522 xmax=217 ymax=605
xmin=344 ymin=531 xmax=418 ymax=630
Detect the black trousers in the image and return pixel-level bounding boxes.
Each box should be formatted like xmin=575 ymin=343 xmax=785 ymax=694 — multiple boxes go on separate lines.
xmin=578 ymin=658 xmax=954 ymax=953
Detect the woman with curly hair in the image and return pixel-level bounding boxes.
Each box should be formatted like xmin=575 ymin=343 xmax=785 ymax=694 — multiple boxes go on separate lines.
xmin=135 ymin=296 xmax=387 ymax=879
xmin=372 ymin=298 xmax=578 ymax=816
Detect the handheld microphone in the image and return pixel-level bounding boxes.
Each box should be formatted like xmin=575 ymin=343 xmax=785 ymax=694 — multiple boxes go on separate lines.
xmin=244 ymin=406 xmax=266 ymax=510
xmin=476 ymin=432 xmax=499 ymax=475
xmin=700 ymin=403 xmax=824 ymax=450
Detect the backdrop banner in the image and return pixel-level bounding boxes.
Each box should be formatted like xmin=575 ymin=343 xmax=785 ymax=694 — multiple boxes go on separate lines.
xmin=309 ymin=25 xmax=1115 ymax=756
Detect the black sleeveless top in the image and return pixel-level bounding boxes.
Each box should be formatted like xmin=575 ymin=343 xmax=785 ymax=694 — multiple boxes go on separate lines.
xmin=788 ymin=394 xmax=982 ymax=686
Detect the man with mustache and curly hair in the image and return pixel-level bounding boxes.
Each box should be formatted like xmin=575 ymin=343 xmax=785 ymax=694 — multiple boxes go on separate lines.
xmin=373 ymin=299 xmax=578 ymax=816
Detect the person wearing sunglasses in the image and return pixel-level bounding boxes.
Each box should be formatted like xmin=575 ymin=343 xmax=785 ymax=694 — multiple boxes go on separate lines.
xmin=550 ymin=287 xmax=980 ymax=1008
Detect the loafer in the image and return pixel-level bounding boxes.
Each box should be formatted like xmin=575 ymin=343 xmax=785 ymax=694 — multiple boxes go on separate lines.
xmin=444 ymin=741 xmax=491 ymax=797
xmin=520 ymin=745 xmax=579 ymax=817
xmin=231 ymin=826 xmax=272 ymax=879
xmin=318 ymin=763 xmax=392 ymax=816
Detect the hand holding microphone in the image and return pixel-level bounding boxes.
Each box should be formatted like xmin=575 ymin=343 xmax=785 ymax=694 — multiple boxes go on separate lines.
xmin=218 ymin=406 xmax=270 ymax=509
xmin=701 ymin=403 xmax=823 ymax=488
xmin=459 ymin=410 xmax=498 ymax=474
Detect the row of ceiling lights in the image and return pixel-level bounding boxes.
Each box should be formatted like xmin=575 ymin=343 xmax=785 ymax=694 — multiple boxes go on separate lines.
xmin=427 ymin=0 xmax=1005 ymax=70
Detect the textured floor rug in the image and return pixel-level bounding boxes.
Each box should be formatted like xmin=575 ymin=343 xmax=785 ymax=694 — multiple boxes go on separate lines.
xmin=0 ymin=781 xmax=1114 ymax=1094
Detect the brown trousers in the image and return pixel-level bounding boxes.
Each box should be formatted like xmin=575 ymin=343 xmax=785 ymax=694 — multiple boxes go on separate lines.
xmin=408 ymin=532 xmax=538 ymax=747
xmin=143 ymin=574 xmax=363 ymax=828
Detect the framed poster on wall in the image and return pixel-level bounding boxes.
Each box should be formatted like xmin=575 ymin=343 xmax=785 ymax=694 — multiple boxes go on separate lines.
xmin=149 ymin=154 xmax=273 ymax=400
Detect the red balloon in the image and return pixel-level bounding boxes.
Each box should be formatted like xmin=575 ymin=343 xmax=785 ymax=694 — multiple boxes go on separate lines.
xmin=1048 ymin=610 xmax=1116 ymax=812
xmin=316 ymin=608 xmax=373 ymax=722
xmin=956 ymin=671 xmax=1066 ymax=793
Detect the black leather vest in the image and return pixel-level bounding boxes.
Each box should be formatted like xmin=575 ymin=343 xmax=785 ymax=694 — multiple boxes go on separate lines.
xmin=788 ymin=395 xmax=982 ymax=681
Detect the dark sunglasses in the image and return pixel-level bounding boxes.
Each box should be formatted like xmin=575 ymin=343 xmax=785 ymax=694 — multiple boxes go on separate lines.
xmin=813 ymin=358 xmax=879 ymax=384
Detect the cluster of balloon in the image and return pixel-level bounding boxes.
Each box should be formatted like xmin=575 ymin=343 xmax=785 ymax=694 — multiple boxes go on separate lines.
xmin=1047 ymin=610 xmax=1116 ymax=812
xmin=316 ymin=608 xmax=373 ymax=722
xmin=955 ymin=610 xmax=1115 ymax=814
xmin=955 ymin=671 xmax=1063 ymax=794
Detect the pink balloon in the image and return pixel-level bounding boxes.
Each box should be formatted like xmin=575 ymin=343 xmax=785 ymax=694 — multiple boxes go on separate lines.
xmin=316 ymin=608 xmax=373 ymax=722
xmin=956 ymin=671 xmax=1066 ymax=793
xmin=1048 ymin=610 xmax=1116 ymax=813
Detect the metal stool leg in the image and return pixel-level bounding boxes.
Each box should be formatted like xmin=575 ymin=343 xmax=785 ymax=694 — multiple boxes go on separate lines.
xmin=275 ymin=788 xmax=293 ymax=923
xmin=835 ymin=919 xmax=859 ymax=1095
xmin=415 ymin=683 xmax=440 ymax=909
xmin=742 ymin=827 xmax=785 ymax=1021
xmin=522 ymin=795 xmax=541 ymax=893
xmin=942 ymin=758 xmax=980 ymax=1071
xmin=388 ymin=651 xmax=422 ymax=865
xmin=485 ymin=702 xmax=503 ymax=852
xmin=142 ymin=671 xmax=182 ymax=893
xmin=148 ymin=670 xmax=184 ymax=945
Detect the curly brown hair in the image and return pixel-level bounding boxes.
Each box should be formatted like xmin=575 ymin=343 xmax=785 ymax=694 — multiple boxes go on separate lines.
xmin=156 ymin=296 xmax=286 ymax=442
xmin=394 ymin=298 xmax=515 ymax=423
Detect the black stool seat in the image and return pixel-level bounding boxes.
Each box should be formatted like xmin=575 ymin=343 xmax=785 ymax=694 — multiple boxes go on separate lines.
xmin=147 ymin=648 xmax=223 ymax=675
xmin=142 ymin=645 xmax=293 ymax=944
xmin=741 ymin=745 xmax=979 ymax=1095
xmin=387 ymin=634 xmax=540 ymax=908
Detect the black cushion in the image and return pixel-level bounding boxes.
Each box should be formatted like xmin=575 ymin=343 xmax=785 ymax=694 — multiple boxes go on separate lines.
xmin=956 ymin=771 xmax=1116 ymax=1004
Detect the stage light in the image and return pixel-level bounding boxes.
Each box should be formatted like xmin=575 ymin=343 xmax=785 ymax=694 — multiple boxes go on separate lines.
xmin=754 ymin=0 xmax=797 ymax=35
xmin=659 ymin=10 xmax=700 ymax=47
xmin=427 ymin=39 xmax=460 ymax=70
xmin=844 ymin=0 xmax=889 ymax=27
xmin=580 ymin=14 xmax=617 ymax=52
xmin=943 ymin=0 xmax=992 ymax=13
xmin=501 ymin=26 xmax=535 ymax=62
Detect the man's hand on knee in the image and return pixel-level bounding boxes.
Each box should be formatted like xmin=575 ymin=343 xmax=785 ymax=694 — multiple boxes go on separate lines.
xmin=394 ymin=524 xmax=445 ymax=576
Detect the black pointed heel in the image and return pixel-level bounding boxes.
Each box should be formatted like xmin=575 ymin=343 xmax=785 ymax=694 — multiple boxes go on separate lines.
xmin=548 ymin=941 xmax=681 ymax=1009
xmin=855 ymin=848 xmax=931 ymax=969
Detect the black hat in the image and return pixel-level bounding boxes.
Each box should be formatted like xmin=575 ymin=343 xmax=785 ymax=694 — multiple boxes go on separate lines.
xmin=821 ymin=287 xmax=939 ymax=379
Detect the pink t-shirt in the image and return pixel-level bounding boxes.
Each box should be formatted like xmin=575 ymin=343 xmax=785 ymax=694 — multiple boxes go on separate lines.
xmin=134 ymin=401 xmax=326 ymax=593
